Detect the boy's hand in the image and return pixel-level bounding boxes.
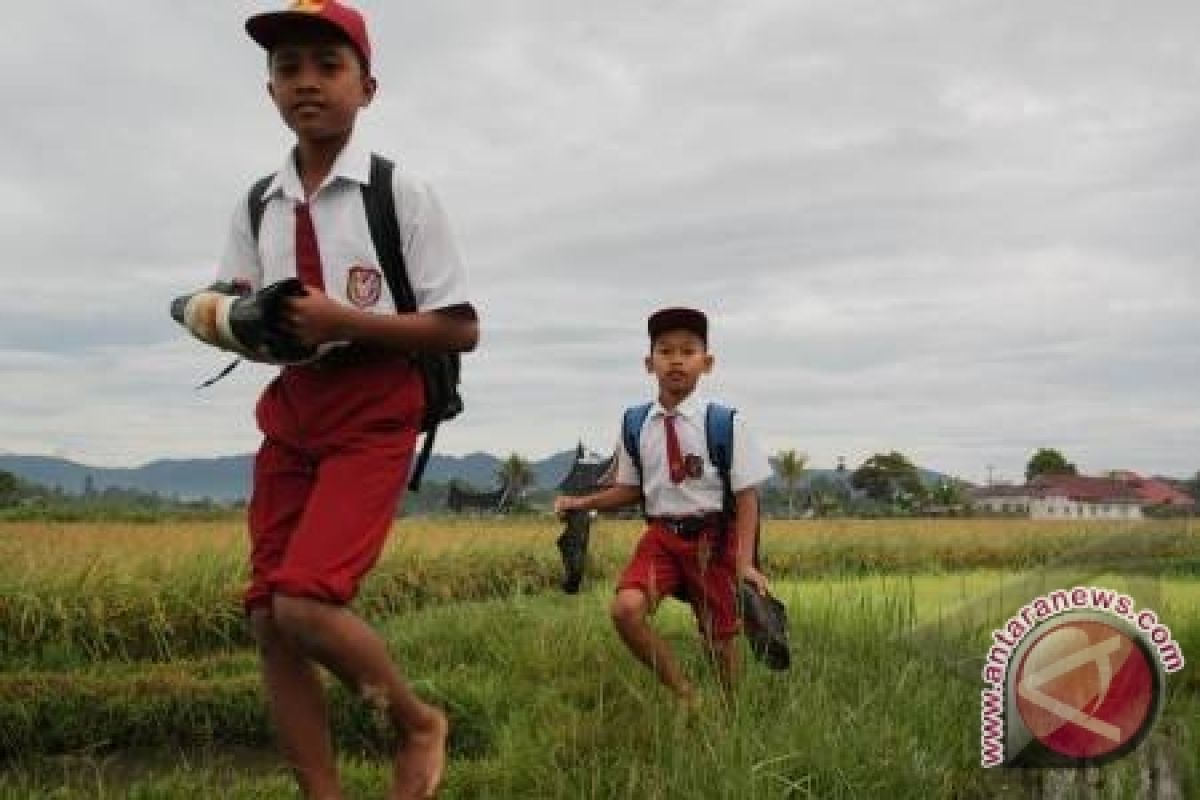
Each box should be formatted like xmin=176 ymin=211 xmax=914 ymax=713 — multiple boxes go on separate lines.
xmin=283 ymin=287 xmax=352 ymax=346
xmin=740 ymin=565 xmax=770 ymax=597
xmin=554 ymin=495 xmax=581 ymax=518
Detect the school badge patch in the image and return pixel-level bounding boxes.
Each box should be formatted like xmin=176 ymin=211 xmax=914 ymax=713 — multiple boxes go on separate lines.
xmin=346 ymin=266 xmax=382 ymax=308
xmin=684 ymin=454 xmax=704 ymax=480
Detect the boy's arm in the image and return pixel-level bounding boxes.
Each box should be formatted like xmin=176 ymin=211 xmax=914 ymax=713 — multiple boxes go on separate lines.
xmin=728 ymin=413 xmax=773 ymax=593
xmin=281 ymin=292 xmax=479 ymax=353
xmin=555 ymin=485 xmax=642 ymax=516
xmin=734 ymin=487 xmax=769 ymax=594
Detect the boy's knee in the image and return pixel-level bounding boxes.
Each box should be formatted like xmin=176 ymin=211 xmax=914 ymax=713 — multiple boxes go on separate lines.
xmin=248 ymin=606 xmax=277 ymax=645
xmin=611 ymin=589 xmax=650 ymax=629
xmin=271 ymin=593 xmax=330 ymax=647
xmin=249 ymin=605 xmax=299 ymax=659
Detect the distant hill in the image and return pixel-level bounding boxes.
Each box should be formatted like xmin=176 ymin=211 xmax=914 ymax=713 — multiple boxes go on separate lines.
xmin=0 ymin=450 xmax=965 ymax=503
xmin=0 ymin=454 xmax=256 ymax=502
xmin=0 ymin=449 xmax=583 ymax=503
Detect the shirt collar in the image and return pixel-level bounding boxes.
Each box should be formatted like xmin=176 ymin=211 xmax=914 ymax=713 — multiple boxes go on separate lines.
xmin=651 ymin=392 xmax=704 ymax=420
xmin=264 ymin=133 xmax=372 ymax=202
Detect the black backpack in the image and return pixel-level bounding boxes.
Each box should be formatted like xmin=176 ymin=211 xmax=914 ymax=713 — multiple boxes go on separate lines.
xmin=248 ymin=154 xmax=462 ymax=492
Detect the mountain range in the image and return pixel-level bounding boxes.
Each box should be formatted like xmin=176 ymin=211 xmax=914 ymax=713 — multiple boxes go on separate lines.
xmin=0 ymin=450 xmax=964 ymax=503
xmin=0 ymin=450 xmax=587 ymax=502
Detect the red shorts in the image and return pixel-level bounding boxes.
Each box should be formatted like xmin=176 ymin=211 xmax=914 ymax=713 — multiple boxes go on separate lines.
xmin=243 ymin=352 xmax=423 ymax=613
xmin=617 ymin=520 xmax=740 ymax=641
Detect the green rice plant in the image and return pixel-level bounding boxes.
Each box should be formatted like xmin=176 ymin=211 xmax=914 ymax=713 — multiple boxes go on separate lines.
xmin=1 ymin=576 xmax=1194 ymax=798
xmin=0 ymin=518 xmax=1196 ymax=668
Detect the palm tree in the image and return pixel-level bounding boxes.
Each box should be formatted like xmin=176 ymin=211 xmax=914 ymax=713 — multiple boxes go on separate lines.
xmin=774 ymin=449 xmax=808 ymax=518
xmin=496 ymin=452 xmax=535 ymax=510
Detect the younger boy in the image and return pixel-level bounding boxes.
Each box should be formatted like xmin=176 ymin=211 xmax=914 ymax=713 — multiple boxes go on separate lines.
xmin=214 ymin=3 xmax=477 ymax=798
xmin=554 ymin=308 xmax=773 ymax=703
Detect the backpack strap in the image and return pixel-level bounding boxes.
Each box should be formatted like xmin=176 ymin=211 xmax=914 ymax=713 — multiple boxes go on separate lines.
xmin=622 ymin=403 xmax=654 ymax=482
xmin=248 ymin=174 xmax=274 ymax=243
xmin=705 ymin=403 xmax=759 ymax=565
xmin=361 ymin=154 xmax=418 ymax=313
xmin=704 ymin=402 xmax=736 ymax=509
xmin=359 ymin=154 xmax=439 ymax=492
xmin=245 ymin=158 xmax=412 ymax=309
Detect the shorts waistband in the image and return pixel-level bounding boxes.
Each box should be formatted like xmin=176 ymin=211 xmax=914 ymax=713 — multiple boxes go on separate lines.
xmin=303 ymin=344 xmax=411 ymax=371
xmin=648 ymin=513 xmax=727 ymax=539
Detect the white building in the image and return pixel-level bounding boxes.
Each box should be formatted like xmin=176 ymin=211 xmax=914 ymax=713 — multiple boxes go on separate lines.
xmin=972 ymin=476 xmax=1143 ymax=520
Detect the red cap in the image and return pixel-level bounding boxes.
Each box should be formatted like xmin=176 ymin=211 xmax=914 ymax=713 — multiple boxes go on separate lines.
xmin=648 ymin=307 xmax=708 ymax=344
xmin=246 ymin=1 xmax=371 ymax=71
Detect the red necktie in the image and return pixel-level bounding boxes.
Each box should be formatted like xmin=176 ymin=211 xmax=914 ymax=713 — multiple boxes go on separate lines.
xmin=295 ymin=202 xmax=324 ymax=289
xmin=664 ymin=414 xmax=685 ymax=484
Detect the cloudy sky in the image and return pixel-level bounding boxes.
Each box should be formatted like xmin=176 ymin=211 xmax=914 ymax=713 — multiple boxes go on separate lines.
xmin=2 ymin=1 xmax=1198 ymax=485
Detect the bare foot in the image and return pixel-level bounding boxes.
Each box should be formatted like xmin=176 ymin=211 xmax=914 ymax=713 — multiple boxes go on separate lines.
xmin=390 ymin=707 xmax=449 ymax=800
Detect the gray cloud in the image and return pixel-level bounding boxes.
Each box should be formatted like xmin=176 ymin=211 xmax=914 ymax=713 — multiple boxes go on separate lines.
xmin=1 ymin=1 xmax=1197 ymax=483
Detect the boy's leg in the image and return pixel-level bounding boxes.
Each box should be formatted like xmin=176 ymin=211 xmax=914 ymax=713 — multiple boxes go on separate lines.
xmin=705 ymin=634 xmax=740 ymax=694
xmin=268 ymin=427 xmax=445 ymax=800
xmin=682 ymin=535 xmax=742 ymax=694
xmin=613 ymin=526 xmax=695 ymax=703
xmin=247 ymin=437 xmax=344 ymax=798
xmin=271 ymin=596 xmax=447 ymax=800
xmin=611 ymin=588 xmax=695 ymax=703
xmin=251 ymin=608 xmax=343 ymax=800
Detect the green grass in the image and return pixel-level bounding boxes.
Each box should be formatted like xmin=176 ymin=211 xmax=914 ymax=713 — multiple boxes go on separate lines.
xmin=1 ymin=574 xmax=1196 ymax=799
xmin=0 ymin=519 xmax=1196 ymax=797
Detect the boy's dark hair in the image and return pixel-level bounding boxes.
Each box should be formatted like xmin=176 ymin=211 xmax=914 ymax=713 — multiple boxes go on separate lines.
xmin=648 ymin=307 xmax=708 ymax=347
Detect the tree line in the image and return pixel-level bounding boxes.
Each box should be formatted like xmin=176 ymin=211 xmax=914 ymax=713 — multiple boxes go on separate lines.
xmin=4 ymin=445 xmax=1195 ymax=521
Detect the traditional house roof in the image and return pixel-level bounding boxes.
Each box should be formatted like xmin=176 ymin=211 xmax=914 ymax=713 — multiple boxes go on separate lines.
xmin=446 ymin=481 xmax=509 ymax=512
xmin=557 ymin=443 xmax=615 ymax=495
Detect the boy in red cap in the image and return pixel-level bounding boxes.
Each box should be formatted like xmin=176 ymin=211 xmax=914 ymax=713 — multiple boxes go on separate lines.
xmin=554 ymin=308 xmax=773 ymax=706
xmin=212 ymin=2 xmax=477 ymax=798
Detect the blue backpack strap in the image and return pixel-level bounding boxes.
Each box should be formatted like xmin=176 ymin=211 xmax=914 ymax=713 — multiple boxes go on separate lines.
xmin=704 ymin=402 xmax=736 ymax=501
xmin=707 ymin=402 xmax=757 ymax=562
xmin=622 ymin=403 xmax=653 ymax=481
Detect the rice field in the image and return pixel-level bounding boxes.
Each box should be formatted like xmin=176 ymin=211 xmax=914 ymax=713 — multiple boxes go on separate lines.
xmin=0 ymin=517 xmax=1196 ymax=798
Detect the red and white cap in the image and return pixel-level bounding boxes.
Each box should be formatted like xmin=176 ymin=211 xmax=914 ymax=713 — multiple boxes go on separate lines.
xmin=246 ymin=1 xmax=371 ymax=71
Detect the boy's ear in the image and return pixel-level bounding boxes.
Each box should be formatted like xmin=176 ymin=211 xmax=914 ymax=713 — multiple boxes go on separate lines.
xmin=703 ymin=352 xmax=714 ymax=373
xmin=361 ymin=75 xmax=377 ymax=107
xmin=644 ymin=355 xmax=654 ymax=374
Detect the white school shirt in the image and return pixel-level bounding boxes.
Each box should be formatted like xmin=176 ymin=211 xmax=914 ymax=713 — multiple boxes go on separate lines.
xmin=612 ymin=394 xmax=774 ymax=517
xmin=215 ymin=135 xmax=470 ymax=314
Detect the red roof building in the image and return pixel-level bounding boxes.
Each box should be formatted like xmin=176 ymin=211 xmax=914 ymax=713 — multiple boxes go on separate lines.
xmin=1104 ymin=471 xmax=1196 ymax=508
xmin=1028 ymin=474 xmax=1144 ymax=504
xmin=972 ymin=471 xmax=1195 ymax=519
